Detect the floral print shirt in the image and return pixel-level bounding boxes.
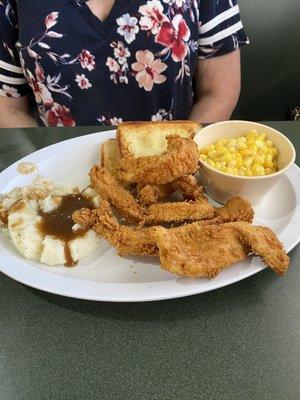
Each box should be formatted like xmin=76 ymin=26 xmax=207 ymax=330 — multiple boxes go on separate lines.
xmin=0 ymin=0 xmax=249 ymax=126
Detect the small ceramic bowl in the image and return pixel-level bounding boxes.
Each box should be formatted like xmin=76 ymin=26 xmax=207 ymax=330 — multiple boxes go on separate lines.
xmin=194 ymin=120 xmax=296 ymax=205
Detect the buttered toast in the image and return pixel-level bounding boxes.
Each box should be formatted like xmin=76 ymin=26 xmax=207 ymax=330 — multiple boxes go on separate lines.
xmin=116 ymin=120 xmax=201 ymax=158
xmin=100 ymin=138 xmax=120 ymax=180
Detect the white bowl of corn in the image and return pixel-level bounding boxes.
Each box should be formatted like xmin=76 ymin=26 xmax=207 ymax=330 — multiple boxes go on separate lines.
xmin=194 ymin=121 xmax=296 ymax=205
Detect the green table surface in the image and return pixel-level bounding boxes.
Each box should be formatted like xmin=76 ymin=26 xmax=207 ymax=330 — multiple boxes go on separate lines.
xmin=0 ymin=122 xmax=299 ymax=400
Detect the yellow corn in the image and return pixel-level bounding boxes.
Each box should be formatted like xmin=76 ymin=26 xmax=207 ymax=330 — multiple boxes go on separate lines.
xmin=199 ymin=130 xmax=279 ymax=177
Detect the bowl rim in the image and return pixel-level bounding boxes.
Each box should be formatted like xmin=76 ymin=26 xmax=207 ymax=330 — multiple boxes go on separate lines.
xmin=195 ymin=120 xmax=296 ymax=180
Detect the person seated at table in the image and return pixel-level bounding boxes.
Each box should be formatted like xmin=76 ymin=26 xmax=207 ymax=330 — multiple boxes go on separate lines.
xmin=0 ymin=0 xmax=248 ymax=128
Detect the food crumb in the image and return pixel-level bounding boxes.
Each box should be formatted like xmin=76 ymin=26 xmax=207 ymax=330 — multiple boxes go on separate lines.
xmin=17 ymin=162 xmax=38 ymax=175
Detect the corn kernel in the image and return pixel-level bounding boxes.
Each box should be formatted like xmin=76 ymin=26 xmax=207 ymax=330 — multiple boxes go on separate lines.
xmin=264 ymin=160 xmax=274 ymax=168
xmin=221 ymin=152 xmax=232 ymax=163
xmin=254 ymin=140 xmax=264 ymax=148
xmin=214 ymin=162 xmax=222 ymax=169
xmin=236 ymin=142 xmax=247 ymax=150
xmin=215 ymin=144 xmax=226 ymax=156
xmin=259 ymin=147 xmax=268 ymax=155
xmin=228 ymin=146 xmax=237 ymax=153
xmin=200 ymin=154 xmax=207 ymax=161
xmin=258 ymin=133 xmax=266 ymax=140
xmin=252 ymin=165 xmax=265 ymax=176
xmin=271 ymin=148 xmax=278 ymax=157
xmin=244 ymin=157 xmax=253 ymax=167
xmin=227 ymin=139 xmax=236 ymax=146
xmin=225 ymin=167 xmax=234 ymax=174
xmin=245 ymin=169 xmax=253 ymax=176
xmin=254 ymin=155 xmax=265 ymax=165
xmin=265 ymin=140 xmax=273 ymax=147
xmin=208 ymin=150 xmax=217 ymax=159
xmin=207 ymin=160 xmax=215 ymax=167
xmin=228 ymin=160 xmax=237 ymax=168
xmin=236 ymin=159 xmax=243 ymax=168
xmin=239 ymin=148 xmax=252 ymax=157
xmin=238 ymin=169 xmax=245 ymax=176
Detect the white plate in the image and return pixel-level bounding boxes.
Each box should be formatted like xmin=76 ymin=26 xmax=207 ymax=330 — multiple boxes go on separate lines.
xmin=0 ymin=130 xmax=299 ymax=302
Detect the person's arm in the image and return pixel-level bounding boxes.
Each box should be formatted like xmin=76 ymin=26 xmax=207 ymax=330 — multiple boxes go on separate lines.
xmin=190 ymin=49 xmax=241 ymax=124
xmin=0 ymin=95 xmax=37 ymax=128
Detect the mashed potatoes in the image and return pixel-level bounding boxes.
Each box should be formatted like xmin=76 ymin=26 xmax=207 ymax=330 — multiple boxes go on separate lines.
xmin=0 ymin=177 xmax=101 ymax=266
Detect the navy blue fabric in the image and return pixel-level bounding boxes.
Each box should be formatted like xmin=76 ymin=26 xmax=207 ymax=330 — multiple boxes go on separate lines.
xmin=0 ymin=0 xmax=248 ymax=126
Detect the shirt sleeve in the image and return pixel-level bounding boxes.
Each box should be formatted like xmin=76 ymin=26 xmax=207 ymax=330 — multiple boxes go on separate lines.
xmin=0 ymin=0 xmax=30 ymax=98
xmin=198 ymin=0 xmax=249 ymax=59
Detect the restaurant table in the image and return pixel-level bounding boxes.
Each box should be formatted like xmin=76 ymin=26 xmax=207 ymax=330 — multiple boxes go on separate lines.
xmin=0 ymin=121 xmax=299 ymax=400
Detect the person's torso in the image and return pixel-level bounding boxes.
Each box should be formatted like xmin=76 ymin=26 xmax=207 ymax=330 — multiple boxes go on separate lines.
xmin=16 ymin=0 xmax=200 ymax=126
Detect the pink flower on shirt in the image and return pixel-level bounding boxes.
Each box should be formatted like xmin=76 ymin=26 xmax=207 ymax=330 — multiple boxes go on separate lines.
xmin=78 ymin=50 xmax=96 ymax=71
xmin=106 ymin=57 xmax=120 ymax=73
xmin=45 ymin=12 xmax=59 ymax=29
xmin=132 ymin=50 xmax=167 ymax=91
xmin=139 ymin=0 xmax=169 ymax=35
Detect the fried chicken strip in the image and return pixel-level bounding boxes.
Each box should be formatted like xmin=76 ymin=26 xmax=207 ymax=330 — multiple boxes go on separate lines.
xmin=73 ymin=200 xmax=157 ymax=256
xmin=144 ymin=198 xmax=215 ymax=224
xmin=174 ymin=175 xmax=204 ymax=200
xmin=90 ymin=165 xmax=143 ymax=224
xmin=73 ymin=198 xmax=254 ymax=259
xmin=209 ymin=197 xmax=254 ymax=224
xmin=90 ymin=166 xmax=215 ymax=224
xmin=73 ymin=201 xmax=288 ymax=278
xmin=137 ymin=176 xmax=204 ymax=205
xmin=118 ymin=135 xmax=199 ymax=185
xmin=137 ymin=183 xmax=174 ymax=205
xmin=150 ymin=222 xmax=289 ymax=278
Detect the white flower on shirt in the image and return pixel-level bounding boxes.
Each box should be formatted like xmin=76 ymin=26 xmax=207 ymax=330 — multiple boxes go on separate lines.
xmin=109 ymin=117 xmax=123 ymax=125
xmin=113 ymin=41 xmax=131 ymax=65
xmin=97 ymin=115 xmax=123 ymax=126
xmin=75 ymin=74 xmax=92 ymax=90
xmin=0 ymin=84 xmax=21 ymax=98
xmin=116 ymin=13 xmax=139 ymax=44
xmin=162 ymin=0 xmax=187 ymax=7
xmin=106 ymin=57 xmax=120 ymax=73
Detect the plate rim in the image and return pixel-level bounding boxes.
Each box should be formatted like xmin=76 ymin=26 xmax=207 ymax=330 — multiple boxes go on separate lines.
xmin=0 ymin=131 xmax=299 ymax=302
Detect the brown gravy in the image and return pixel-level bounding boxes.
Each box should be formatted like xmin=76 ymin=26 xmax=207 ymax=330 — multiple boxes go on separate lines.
xmin=37 ymin=194 xmax=94 ymax=267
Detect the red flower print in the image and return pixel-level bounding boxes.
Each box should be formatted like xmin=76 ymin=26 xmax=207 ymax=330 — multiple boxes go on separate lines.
xmin=155 ymin=14 xmax=191 ymax=62
xmin=79 ymin=50 xmax=96 ymax=72
xmin=132 ymin=50 xmax=167 ymax=92
xmin=45 ymin=12 xmax=59 ymax=29
xmin=27 ymin=70 xmax=53 ymax=106
xmin=46 ymin=103 xmax=75 ymax=127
